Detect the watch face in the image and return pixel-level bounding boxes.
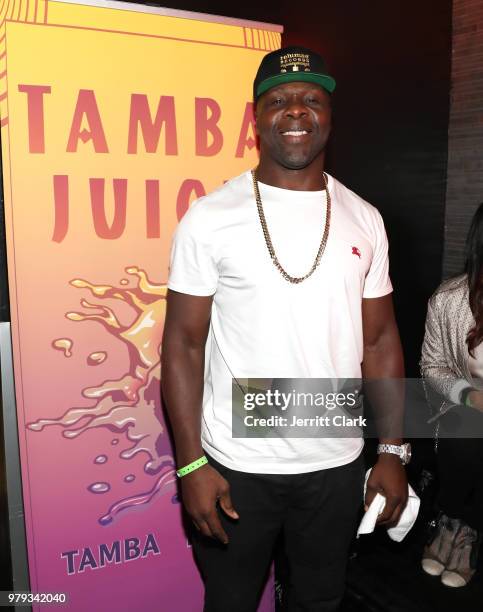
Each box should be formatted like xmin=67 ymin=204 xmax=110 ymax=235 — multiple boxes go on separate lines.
xmin=402 ymin=443 xmax=412 ymax=464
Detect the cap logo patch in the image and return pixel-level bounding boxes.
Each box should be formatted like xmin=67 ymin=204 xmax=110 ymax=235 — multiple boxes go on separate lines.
xmin=280 ymin=52 xmax=311 ymax=74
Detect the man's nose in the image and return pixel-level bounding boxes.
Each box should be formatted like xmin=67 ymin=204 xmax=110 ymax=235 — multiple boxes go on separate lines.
xmin=285 ymin=99 xmax=307 ymax=117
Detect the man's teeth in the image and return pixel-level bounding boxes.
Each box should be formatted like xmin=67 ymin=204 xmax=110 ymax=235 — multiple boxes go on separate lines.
xmin=282 ymin=130 xmax=308 ymax=136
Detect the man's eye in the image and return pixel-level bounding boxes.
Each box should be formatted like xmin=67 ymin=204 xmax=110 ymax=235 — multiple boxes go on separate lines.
xmin=271 ymin=98 xmax=283 ymax=105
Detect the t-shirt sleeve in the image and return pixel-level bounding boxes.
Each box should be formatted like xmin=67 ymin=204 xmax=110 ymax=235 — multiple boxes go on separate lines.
xmin=362 ymin=209 xmax=393 ymax=299
xmin=167 ymin=202 xmax=218 ymax=296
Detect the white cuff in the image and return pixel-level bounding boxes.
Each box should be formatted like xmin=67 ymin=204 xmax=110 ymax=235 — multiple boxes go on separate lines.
xmin=448 ymin=379 xmax=472 ymax=405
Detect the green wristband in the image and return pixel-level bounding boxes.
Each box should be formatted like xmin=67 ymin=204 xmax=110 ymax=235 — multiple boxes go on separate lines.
xmin=176 ymin=455 xmax=208 ymax=478
xmin=460 ymin=387 xmax=474 ymax=407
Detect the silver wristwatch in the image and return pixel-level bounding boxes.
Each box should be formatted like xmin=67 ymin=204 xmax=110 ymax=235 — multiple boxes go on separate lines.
xmin=377 ymin=442 xmax=411 ymax=465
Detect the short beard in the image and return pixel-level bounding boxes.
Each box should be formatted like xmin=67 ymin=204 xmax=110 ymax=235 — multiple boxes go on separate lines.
xmin=270 ymin=144 xmax=327 ymax=171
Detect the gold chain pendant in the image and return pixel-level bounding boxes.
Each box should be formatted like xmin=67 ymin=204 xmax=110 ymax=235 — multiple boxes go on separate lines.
xmin=251 ymin=168 xmax=331 ymax=284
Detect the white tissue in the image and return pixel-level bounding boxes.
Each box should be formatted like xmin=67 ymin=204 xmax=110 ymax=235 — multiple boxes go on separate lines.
xmin=357 ymin=467 xmax=420 ymax=542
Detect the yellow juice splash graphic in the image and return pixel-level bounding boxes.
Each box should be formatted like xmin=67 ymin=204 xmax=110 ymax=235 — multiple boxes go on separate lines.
xmin=28 ymin=266 xmax=176 ymax=525
xmin=52 ymin=338 xmax=73 ymax=357
xmin=87 ymin=352 xmax=107 ymax=366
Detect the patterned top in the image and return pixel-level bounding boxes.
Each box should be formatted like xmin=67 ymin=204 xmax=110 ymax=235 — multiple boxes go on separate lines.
xmin=420 ymin=273 xmax=474 ymax=408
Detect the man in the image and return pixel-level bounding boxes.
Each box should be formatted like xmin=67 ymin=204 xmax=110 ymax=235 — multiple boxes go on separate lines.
xmin=162 ymin=46 xmax=409 ymax=611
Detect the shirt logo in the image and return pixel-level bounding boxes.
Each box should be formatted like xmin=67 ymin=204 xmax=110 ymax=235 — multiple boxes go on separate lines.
xmin=352 ymin=246 xmax=361 ymax=258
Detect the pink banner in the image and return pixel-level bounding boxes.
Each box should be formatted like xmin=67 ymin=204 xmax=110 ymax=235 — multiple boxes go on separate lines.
xmin=1 ymin=0 xmax=281 ymax=609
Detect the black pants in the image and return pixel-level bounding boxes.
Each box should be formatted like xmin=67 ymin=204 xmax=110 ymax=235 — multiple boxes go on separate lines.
xmin=437 ymin=436 xmax=483 ymax=530
xmin=192 ymin=453 xmax=365 ymax=612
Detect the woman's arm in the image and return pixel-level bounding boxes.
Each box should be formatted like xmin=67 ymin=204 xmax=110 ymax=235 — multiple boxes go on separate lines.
xmin=420 ymin=294 xmax=470 ymax=404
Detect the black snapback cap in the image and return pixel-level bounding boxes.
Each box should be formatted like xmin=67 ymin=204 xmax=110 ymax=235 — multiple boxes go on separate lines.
xmin=253 ymin=46 xmax=336 ymax=102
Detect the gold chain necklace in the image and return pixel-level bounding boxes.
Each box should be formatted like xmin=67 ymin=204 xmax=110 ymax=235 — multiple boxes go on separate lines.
xmin=251 ymin=168 xmax=331 ymax=284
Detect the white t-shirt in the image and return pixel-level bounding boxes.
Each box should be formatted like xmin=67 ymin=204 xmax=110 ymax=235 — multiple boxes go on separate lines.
xmin=167 ymin=171 xmax=393 ymax=474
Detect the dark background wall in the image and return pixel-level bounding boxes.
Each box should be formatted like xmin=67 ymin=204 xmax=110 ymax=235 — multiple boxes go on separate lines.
xmin=135 ymin=0 xmax=453 ymax=374
xmin=0 ymin=149 xmax=9 ymax=322
xmin=444 ymin=0 xmax=483 ymax=278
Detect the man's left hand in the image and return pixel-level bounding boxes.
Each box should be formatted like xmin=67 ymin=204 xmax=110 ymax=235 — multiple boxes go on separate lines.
xmin=365 ymin=453 xmax=408 ymax=527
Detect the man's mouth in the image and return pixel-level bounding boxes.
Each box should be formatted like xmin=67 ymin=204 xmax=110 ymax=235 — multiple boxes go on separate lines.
xmin=281 ymin=130 xmax=310 ymax=136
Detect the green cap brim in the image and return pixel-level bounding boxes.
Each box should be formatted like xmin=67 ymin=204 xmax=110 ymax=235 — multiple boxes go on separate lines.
xmin=256 ymin=72 xmax=336 ymax=98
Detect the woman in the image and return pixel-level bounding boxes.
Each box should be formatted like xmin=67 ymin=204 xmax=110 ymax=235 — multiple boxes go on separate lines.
xmin=420 ymin=203 xmax=483 ymax=588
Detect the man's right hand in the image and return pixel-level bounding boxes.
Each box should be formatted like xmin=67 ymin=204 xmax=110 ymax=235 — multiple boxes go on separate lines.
xmin=180 ymin=464 xmax=239 ymax=544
